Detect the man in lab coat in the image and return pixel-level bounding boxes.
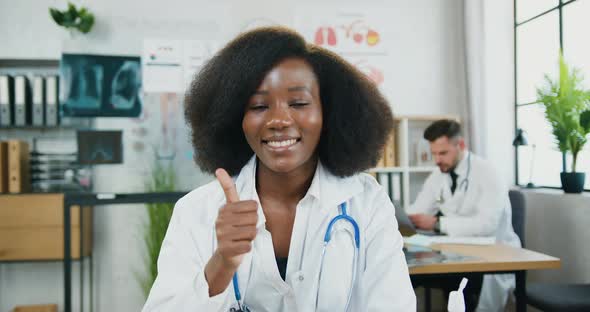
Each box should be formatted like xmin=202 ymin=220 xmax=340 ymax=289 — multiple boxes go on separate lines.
xmin=407 ymin=119 xmax=521 ymax=312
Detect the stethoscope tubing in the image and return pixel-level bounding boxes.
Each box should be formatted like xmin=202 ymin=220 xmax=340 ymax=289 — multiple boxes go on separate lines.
xmin=231 ymin=202 xmax=361 ymax=312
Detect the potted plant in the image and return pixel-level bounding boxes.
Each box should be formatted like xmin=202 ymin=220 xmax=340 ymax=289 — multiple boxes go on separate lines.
xmin=49 ymin=2 xmax=95 ymax=34
xmin=536 ymin=54 xmax=590 ymax=193
xmin=138 ymin=160 xmax=177 ymax=297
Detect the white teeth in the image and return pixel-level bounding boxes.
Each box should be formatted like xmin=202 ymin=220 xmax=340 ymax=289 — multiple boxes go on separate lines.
xmin=267 ymin=139 xmax=297 ymax=148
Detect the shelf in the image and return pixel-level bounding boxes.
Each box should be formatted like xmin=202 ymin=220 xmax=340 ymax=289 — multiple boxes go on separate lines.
xmin=370 ymin=166 xmax=437 ymax=173
xmin=0 ymin=119 xmax=93 ymax=134
xmin=369 ymin=167 xmax=404 ymax=173
xmin=0 ymin=59 xmax=59 ymax=68
xmin=395 ymin=115 xmax=460 ymax=122
xmin=409 ymin=166 xmax=437 ymax=173
xmin=0 ymin=126 xmax=81 ymax=130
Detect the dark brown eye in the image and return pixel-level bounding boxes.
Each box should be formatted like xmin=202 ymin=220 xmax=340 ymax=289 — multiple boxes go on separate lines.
xmin=290 ymin=101 xmax=309 ymax=107
xmin=250 ymin=104 xmax=268 ymax=110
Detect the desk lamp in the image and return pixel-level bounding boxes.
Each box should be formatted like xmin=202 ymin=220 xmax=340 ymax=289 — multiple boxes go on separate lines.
xmin=513 ymin=128 xmax=536 ymax=188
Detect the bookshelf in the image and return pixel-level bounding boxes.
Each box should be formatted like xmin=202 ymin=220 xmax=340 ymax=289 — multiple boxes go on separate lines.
xmin=0 ymin=58 xmax=94 ymax=194
xmin=371 ymin=115 xmax=460 ymax=210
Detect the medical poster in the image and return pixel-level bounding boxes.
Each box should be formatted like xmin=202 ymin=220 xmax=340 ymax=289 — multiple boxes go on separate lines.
xmin=142 ymin=39 xmax=184 ymax=93
xmin=142 ymin=39 xmax=219 ymax=93
xmin=182 ymin=40 xmax=220 ymax=90
xmin=294 ymin=7 xmax=391 ymax=88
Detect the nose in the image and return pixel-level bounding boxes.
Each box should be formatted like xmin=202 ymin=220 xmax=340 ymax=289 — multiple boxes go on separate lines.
xmin=433 ymin=154 xmax=443 ymax=164
xmin=265 ymin=103 xmax=293 ymax=130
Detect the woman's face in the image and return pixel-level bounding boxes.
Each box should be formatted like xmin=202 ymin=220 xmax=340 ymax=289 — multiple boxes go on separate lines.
xmin=242 ymin=58 xmax=323 ymax=174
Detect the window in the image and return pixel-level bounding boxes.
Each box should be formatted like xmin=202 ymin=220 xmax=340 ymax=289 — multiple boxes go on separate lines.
xmin=515 ymin=0 xmax=590 ymax=190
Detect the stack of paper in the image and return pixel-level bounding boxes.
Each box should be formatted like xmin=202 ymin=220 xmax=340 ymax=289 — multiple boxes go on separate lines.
xmin=404 ymin=234 xmax=496 ymax=247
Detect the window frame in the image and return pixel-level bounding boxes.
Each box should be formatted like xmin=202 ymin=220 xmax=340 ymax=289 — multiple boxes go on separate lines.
xmin=513 ymin=0 xmax=588 ymax=191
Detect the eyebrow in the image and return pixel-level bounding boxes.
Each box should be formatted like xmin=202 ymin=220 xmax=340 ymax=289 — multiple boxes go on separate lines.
xmin=288 ymin=86 xmax=311 ymax=92
xmin=252 ymin=86 xmax=312 ymax=95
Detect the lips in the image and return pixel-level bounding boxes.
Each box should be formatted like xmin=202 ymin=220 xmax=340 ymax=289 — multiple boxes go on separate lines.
xmin=262 ymin=137 xmax=301 ymax=150
xmin=266 ymin=138 xmax=297 ymax=147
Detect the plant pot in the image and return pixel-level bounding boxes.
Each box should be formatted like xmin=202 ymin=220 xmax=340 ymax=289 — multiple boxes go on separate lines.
xmin=560 ymin=172 xmax=586 ymax=193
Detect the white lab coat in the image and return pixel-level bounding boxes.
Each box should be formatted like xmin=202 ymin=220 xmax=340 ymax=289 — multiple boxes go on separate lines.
xmin=143 ymin=156 xmax=416 ymax=311
xmin=408 ymin=151 xmax=521 ymax=312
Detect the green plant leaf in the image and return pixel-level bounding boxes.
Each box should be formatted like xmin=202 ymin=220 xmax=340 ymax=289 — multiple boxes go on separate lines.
xmin=77 ymin=14 xmax=94 ymax=33
xmin=536 ymin=52 xmax=590 ymax=172
xmin=62 ymin=8 xmax=76 ymax=26
xmin=49 ymin=8 xmax=64 ymax=25
xmin=581 ymin=110 xmax=590 ymax=133
xmin=138 ymin=159 xmax=178 ymax=298
xmin=67 ymin=2 xmax=77 ymax=15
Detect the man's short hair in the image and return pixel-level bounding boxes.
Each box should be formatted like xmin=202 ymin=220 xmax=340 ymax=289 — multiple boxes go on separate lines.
xmin=423 ymin=119 xmax=463 ymax=142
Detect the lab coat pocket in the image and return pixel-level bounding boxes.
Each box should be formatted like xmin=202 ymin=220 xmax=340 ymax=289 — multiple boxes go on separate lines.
xmin=316 ymin=224 xmax=355 ymax=312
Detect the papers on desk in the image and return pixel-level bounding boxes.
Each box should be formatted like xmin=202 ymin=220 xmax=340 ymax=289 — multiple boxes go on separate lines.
xmin=404 ymin=234 xmax=496 ymax=247
xmin=404 ymin=245 xmax=480 ymax=268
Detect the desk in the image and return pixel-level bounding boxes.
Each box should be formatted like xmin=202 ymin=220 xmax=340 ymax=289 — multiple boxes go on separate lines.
xmin=408 ymin=244 xmax=560 ymax=312
xmin=63 ymin=192 xmax=187 ymax=312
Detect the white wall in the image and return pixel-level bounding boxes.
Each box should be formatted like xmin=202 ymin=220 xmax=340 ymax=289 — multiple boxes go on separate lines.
xmin=480 ymin=0 xmax=516 ymax=186
xmin=0 ymin=1 xmax=469 ymax=311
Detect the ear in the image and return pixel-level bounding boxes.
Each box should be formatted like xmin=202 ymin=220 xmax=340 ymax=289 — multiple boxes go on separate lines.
xmin=458 ymin=138 xmax=466 ymax=150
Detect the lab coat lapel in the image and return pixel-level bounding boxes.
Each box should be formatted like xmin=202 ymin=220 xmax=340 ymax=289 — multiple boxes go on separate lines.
xmin=232 ymin=156 xmax=267 ymax=304
xmin=291 ymin=163 xmax=363 ymax=309
xmin=304 ymin=163 xmax=363 ymax=252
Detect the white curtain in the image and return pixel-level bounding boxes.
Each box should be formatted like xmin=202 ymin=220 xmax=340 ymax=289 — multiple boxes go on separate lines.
xmin=462 ymin=0 xmax=487 ymax=157
xmin=461 ymin=0 xmax=516 ymax=185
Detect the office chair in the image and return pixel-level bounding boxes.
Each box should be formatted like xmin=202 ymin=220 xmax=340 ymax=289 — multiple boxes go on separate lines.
xmin=509 ymin=190 xmax=526 ymax=247
xmin=509 ymin=189 xmax=590 ymax=312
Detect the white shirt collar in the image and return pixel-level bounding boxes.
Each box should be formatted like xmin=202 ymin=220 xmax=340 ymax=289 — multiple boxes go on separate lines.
xmin=234 ymin=156 xmax=363 ymax=227
xmin=452 ymin=150 xmax=470 ymax=177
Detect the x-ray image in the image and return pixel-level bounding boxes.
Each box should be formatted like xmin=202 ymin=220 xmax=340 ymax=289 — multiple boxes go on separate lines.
xmin=77 ymin=130 xmax=123 ymax=164
xmin=60 ymin=54 xmax=142 ymax=117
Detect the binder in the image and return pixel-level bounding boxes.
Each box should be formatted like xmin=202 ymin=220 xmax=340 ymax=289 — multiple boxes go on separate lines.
xmin=7 ymin=140 xmax=31 ymax=193
xmin=384 ymin=132 xmax=397 ymax=167
xmin=0 ymin=141 xmax=7 ymax=193
xmin=14 ymin=75 xmax=32 ymax=126
xmin=32 ymin=76 xmax=45 ymax=126
xmin=45 ymin=75 xmax=59 ymax=126
xmin=0 ymin=75 xmax=14 ymax=127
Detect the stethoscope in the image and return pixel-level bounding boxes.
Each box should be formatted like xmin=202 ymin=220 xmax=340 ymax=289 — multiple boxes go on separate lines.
xmin=230 ymin=202 xmax=361 ymax=312
xmin=436 ymin=152 xmax=471 ymax=205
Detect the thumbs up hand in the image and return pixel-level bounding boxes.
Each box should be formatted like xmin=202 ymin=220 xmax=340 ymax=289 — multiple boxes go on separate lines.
xmin=213 ymin=168 xmax=259 ymax=269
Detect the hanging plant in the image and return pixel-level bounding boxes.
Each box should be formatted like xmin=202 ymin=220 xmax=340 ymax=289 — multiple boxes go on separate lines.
xmin=49 ymin=2 xmax=95 ymax=34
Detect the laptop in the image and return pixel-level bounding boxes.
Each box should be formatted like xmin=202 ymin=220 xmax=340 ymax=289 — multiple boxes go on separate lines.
xmin=393 ymin=201 xmax=439 ymax=237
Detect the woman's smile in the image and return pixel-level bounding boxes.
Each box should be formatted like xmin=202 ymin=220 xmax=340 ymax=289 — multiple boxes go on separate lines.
xmin=263 ymin=137 xmax=301 ymax=151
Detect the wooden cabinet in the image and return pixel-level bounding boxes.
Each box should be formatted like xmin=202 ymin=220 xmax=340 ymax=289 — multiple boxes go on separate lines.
xmin=13 ymin=304 xmax=58 ymax=312
xmin=0 ymin=193 xmax=91 ymax=261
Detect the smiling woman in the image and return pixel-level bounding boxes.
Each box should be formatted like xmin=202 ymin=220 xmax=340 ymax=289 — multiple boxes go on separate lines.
xmin=184 ymin=26 xmax=392 ymax=177
xmin=142 ymin=26 xmax=416 ymax=312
